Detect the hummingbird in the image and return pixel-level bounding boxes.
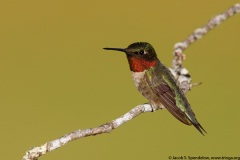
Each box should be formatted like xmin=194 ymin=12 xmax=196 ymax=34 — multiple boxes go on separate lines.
xmin=104 ymin=42 xmax=206 ymax=135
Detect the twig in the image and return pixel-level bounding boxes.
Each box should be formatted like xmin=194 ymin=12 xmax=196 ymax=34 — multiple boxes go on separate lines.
xmin=23 ymin=104 xmax=154 ymax=160
xmin=171 ymin=3 xmax=240 ymax=93
xmin=23 ymin=3 xmax=240 ymax=160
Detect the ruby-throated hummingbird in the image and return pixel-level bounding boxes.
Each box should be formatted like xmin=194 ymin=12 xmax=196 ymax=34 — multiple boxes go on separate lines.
xmin=104 ymin=42 xmax=206 ymax=135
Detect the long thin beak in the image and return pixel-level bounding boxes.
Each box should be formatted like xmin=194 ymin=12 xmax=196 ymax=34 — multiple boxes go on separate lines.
xmin=103 ymin=47 xmax=126 ymax=52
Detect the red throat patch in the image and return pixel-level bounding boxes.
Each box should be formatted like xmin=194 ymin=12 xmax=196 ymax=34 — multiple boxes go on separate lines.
xmin=127 ymin=57 xmax=156 ymax=72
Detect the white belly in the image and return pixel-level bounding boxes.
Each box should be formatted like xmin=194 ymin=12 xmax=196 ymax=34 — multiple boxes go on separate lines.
xmin=131 ymin=71 xmax=164 ymax=110
xmin=131 ymin=71 xmax=146 ymax=88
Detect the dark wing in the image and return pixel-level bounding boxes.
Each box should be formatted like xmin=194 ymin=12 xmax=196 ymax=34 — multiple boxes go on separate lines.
xmin=145 ymin=72 xmax=191 ymax=125
xmin=144 ymin=64 xmax=206 ymax=135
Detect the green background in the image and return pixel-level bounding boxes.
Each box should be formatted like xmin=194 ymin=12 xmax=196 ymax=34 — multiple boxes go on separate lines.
xmin=0 ymin=1 xmax=240 ymax=159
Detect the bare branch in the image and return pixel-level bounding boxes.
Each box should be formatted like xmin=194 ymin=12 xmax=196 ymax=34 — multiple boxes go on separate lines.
xmin=171 ymin=3 xmax=240 ymax=93
xmin=23 ymin=3 xmax=240 ymax=160
xmin=23 ymin=104 xmax=154 ymax=160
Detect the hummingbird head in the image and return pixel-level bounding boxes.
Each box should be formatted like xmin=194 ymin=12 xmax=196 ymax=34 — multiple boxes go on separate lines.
xmin=104 ymin=42 xmax=158 ymax=72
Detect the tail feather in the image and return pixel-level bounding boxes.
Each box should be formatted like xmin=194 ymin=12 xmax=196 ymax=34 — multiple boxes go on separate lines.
xmin=192 ymin=122 xmax=207 ymax=136
xmin=185 ymin=114 xmax=207 ymax=135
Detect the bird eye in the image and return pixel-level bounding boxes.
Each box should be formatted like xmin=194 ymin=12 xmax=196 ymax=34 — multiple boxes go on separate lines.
xmin=139 ymin=50 xmax=144 ymax=55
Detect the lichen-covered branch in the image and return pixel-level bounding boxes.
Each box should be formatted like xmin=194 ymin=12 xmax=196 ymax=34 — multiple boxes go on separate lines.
xmin=23 ymin=3 xmax=240 ymax=160
xmin=171 ymin=3 xmax=240 ymax=93
xmin=23 ymin=104 xmax=153 ymax=160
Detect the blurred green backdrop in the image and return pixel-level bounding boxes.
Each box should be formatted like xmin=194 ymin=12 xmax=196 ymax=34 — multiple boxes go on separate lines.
xmin=0 ymin=1 xmax=240 ymax=159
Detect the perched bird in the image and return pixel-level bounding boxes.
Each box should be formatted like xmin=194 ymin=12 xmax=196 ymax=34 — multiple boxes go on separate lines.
xmin=104 ymin=42 xmax=206 ymax=135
